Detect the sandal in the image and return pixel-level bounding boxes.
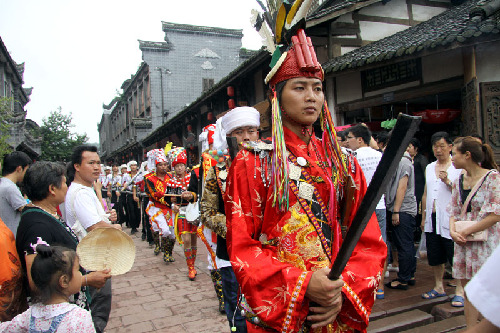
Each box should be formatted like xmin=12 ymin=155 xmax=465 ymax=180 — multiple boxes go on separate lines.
xmin=376 ymin=289 xmax=385 ymax=299
xmin=385 ymin=279 xmax=408 ymax=290
xmin=451 ymin=295 xmax=465 ymax=307
xmin=422 ymin=289 xmax=447 ymax=299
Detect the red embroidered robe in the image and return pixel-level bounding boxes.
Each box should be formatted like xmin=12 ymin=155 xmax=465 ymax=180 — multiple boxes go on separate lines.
xmin=144 ymin=172 xmax=172 ymax=215
xmin=225 ymin=128 xmax=387 ymax=333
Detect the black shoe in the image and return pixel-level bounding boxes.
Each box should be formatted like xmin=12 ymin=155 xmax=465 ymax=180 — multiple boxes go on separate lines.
xmin=141 ymin=233 xmax=146 ymax=241
xmin=408 ymin=277 xmax=416 ymax=286
xmin=385 ymin=279 xmax=408 ymax=290
xmin=131 ymin=228 xmax=137 ymax=234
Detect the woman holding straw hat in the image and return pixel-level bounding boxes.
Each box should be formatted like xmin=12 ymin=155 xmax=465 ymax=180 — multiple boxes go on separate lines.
xmin=15 ymin=161 xmax=111 ymax=330
xmin=225 ymin=2 xmax=386 ymax=332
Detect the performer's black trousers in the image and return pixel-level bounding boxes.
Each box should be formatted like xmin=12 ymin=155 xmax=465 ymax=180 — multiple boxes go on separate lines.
xmin=126 ymin=193 xmax=140 ymax=230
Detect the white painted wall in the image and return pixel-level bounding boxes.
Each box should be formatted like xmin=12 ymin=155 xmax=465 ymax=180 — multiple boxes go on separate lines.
xmin=359 ymin=21 xmax=410 ymax=41
xmin=476 ymin=41 xmax=500 ymax=83
xmin=337 ymin=13 xmax=354 ymax=23
xmin=359 ymin=0 xmax=409 ymax=19
xmin=336 ymin=72 xmax=363 ymax=104
xmin=412 ymin=5 xmax=448 ymax=22
xmin=422 ymin=49 xmax=463 ymax=84
xmin=341 ymin=46 xmax=358 ymax=55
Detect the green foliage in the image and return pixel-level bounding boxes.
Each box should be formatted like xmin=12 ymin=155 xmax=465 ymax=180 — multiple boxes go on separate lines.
xmin=0 ymin=97 xmax=13 ymax=161
xmin=40 ymin=108 xmax=88 ymax=162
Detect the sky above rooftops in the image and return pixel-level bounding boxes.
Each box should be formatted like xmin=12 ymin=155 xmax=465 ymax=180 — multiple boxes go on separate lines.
xmin=0 ymin=0 xmax=263 ymax=142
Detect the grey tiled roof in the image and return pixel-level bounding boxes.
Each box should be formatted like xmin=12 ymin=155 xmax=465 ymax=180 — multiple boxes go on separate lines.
xmin=322 ymin=0 xmax=500 ymax=74
xmin=309 ymin=0 xmax=376 ymax=21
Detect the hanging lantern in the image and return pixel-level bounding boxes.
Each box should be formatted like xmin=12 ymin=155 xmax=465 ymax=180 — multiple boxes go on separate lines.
xmin=228 ymin=99 xmax=235 ymax=109
xmin=187 ymin=124 xmax=193 ymax=132
xmin=227 ymin=86 xmax=235 ymax=97
xmin=207 ymin=112 xmax=214 ymax=121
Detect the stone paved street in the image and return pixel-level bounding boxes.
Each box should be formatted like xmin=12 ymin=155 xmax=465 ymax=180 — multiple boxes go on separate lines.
xmin=108 ymin=228 xmax=463 ymax=333
xmin=106 ymin=231 xmax=229 ymax=333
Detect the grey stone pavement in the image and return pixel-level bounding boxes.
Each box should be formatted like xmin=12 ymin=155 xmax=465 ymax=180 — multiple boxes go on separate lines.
xmin=106 ymin=231 xmax=229 ymax=333
xmin=107 ymin=228 xmax=462 ymax=333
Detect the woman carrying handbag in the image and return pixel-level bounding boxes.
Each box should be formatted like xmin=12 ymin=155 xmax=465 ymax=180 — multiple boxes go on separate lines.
xmin=449 ymin=136 xmax=500 ymax=328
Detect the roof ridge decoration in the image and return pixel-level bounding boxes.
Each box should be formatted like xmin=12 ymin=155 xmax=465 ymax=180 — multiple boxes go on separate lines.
xmin=138 ymin=39 xmax=172 ymax=52
xmin=161 ymin=21 xmax=243 ymax=37
xmin=322 ymin=0 xmax=500 ymax=74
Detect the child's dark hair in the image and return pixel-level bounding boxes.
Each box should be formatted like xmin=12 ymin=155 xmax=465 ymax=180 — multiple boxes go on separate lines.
xmin=31 ymin=244 xmax=77 ymax=303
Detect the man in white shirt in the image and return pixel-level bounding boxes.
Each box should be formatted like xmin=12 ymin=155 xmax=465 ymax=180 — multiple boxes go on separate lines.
xmin=421 ymin=132 xmax=463 ymax=306
xmin=65 ymin=145 xmax=119 ymax=333
xmin=346 ymin=124 xmax=388 ymax=299
xmin=0 ymin=151 xmax=32 ymax=235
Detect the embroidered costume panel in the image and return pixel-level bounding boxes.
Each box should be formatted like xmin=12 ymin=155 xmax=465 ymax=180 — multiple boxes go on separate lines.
xmin=225 ymin=129 xmax=386 ymax=332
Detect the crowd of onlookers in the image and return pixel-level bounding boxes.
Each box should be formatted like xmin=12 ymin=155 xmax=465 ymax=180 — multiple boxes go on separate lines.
xmin=0 ymin=125 xmax=499 ymax=331
xmin=338 ymin=126 xmax=500 ymax=330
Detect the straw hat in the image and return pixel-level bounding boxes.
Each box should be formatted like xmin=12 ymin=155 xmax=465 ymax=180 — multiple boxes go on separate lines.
xmin=77 ymin=228 xmax=136 ymax=276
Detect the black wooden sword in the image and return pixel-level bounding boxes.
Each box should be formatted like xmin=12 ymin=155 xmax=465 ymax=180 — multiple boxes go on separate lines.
xmin=329 ymin=113 xmax=421 ymax=280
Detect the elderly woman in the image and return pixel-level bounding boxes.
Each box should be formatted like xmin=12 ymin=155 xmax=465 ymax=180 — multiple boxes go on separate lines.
xmin=449 ymin=137 xmax=500 ymax=328
xmin=15 ymin=161 xmax=111 ymax=314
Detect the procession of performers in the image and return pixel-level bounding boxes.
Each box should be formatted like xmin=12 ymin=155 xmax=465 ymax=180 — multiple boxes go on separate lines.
xmin=95 ymin=18 xmax=387 ymax=333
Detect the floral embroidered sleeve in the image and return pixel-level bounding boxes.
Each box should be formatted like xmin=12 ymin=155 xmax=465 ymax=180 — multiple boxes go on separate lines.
xmin=226 ymin=150 xmax=313 ymax=332
xmin=478 ymin=171 xmax=500 ymax=219
xmin=448 ymin=180 xmax=462 ymax=219
xmin=200 ymin=166 xmax=227 ymax=238
xmin=336 ymin=156 xmax=387 ymax=331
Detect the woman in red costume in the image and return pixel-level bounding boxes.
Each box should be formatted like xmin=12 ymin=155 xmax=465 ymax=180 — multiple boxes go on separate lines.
xmin=225 ymin=26 xmax=387 ymax=333
xmin=166 ymin=147 xmax=199 ymax=280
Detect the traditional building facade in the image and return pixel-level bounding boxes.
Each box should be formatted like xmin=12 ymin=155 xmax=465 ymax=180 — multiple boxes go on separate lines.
xmin=316 ymin=0 xmax=500 ymax=159
xmin=0 ymin=37 xmax=41 ymax=159
xmin=100 ymin=0 xmax=499 ymax=163
xmin=99 ymin=22 xmax=254 ymax=163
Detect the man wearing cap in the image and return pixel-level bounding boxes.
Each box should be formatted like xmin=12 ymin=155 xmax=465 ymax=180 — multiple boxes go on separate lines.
xmin=225 ymin=11 xmax=386 ymax=332
xmin=144 ymin=149 xmax=176 ymax=260
xmin=201 ymin=106 xmax=260 ymax=332
xmin=164 ymin=147 xmax=199 ymax=280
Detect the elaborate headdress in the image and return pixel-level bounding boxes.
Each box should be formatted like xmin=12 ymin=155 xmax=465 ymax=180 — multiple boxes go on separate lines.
xmin=169 ymin=147 xmax=187 ymax=168
xmin=251 ymin=0 xmax=347 ymax=210
xmin=147 ymin=149 xmax=167 ymax=172
xmin=213 ymin=106 xmax=261 ymax=150
xmin=199 ymin=124 xmax=217 ymax=152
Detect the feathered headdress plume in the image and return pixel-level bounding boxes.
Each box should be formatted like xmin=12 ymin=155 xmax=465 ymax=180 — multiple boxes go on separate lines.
xmin=251 ymin=0 xmax=348 ymax=212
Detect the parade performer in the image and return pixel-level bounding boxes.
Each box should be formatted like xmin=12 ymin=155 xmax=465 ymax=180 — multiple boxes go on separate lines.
xmin=226 ymin=3 xmax=386 ymax=331
xmin=198 ymin=123 xmax=226 ymax=313
xmin=144 ymin=149 xmax=176 ymax=261
xmin=133 ymin=161 xmax=152 ymax=243
xmin=106 ymin=164 xmax=121 ymax=224
xmin=118 ymin=164 xmax=129 ymax=227
xmin=122 ymin=160 xmax=141 ymax=234
xmin=165 ymin=147 xmax=199 ymax=280
xmin=202 ymin=106 xmax=260 ymax=332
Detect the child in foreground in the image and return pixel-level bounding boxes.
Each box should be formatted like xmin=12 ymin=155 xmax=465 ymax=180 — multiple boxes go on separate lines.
xmin=0 ymin=244 xmax=95 ymax=332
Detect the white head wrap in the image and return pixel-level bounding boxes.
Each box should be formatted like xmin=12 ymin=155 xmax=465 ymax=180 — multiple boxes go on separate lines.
xmin=213 ymin=106 xmax=260 ymax=150
xmin=127 ymin=160 xmax=137 ymax=169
